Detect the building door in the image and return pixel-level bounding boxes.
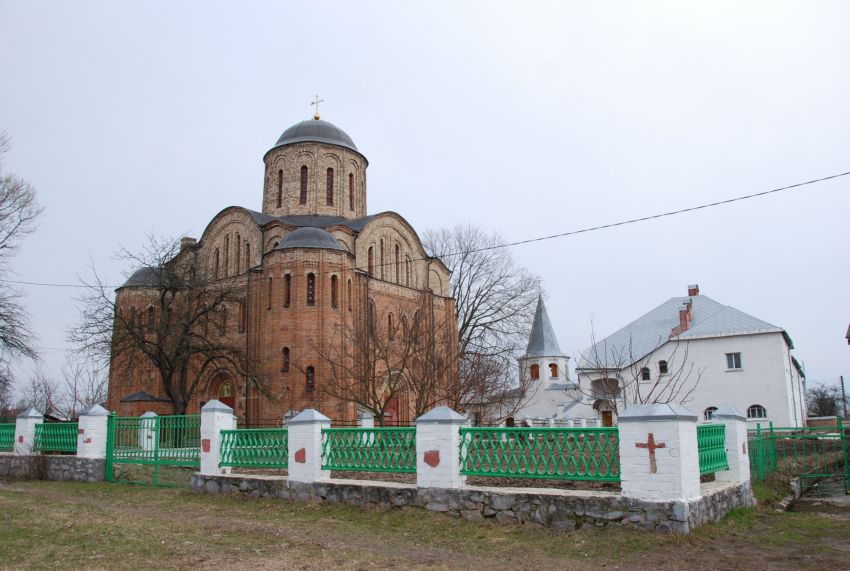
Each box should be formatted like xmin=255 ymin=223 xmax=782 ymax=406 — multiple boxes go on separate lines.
xmin=218 ymin=382 xmax=235 ymax=410
xmin=384 ymin=397 xmax=399 ymax=426
xmin=601 ymin=411 xmax=613 ymax=427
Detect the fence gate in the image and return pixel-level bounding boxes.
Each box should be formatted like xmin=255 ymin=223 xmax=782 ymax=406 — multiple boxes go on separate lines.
xmin=749 ymin=420 xmax=850 ymax=496
xmin=105 ymin=414 xmax=201 ymax=486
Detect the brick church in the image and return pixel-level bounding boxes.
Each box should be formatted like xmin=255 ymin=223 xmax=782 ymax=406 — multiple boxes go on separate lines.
xmin=106 ymin=112 xmax=458 ymax=425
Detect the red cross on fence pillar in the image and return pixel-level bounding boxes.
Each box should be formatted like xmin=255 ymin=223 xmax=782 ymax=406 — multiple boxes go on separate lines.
xmin=635 ymin=432 xmax=666 ymax=474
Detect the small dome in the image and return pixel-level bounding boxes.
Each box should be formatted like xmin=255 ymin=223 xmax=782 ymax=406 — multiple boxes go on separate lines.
xmin=275 ymin=227 xmax=344 ymax=251
xmin=270 ymin=118 xmax=358 ymax=153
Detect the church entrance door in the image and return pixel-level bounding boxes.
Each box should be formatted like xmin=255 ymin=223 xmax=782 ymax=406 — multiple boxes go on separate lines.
xmin=384 ymin=397 xmax=399 ymax=426
xmin=217 ymin=382 xmax=236 ymax=410
xmin=601 ymin=411 xmax=613 ymax=427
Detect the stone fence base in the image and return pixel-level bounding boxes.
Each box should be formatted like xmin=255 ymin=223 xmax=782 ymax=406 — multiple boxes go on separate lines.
xmin=191 ymin=474 xmax=755 ymax=533
xmin=0 ymin=453 xmax=105 ymax=483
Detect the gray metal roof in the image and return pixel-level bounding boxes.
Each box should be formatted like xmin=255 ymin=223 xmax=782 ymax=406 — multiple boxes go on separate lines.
xmin=241 ymin=210 xmax=378 ymax=233
xmin=269 ymin=119 xmax=358 ymax=154
xmin=526 ymin=296 xmax=565 ymax=357
xmin=120 ymin=391 xmax=170 ymax=403
xmin=120 ymin=267 xmax=165 ymax=288
xmin=577 ymin=294 xmax=785 ymax=369
xmin=275 ymin=227 xmax=344 ymax=251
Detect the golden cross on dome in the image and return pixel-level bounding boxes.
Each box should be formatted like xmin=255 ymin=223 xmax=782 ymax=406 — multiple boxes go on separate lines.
xmin=310 ymin=95 xmax=324 ymax=120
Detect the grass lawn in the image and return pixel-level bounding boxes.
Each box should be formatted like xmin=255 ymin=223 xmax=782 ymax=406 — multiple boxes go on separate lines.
xmin=0 ymin=479 xmax=848 ymax=570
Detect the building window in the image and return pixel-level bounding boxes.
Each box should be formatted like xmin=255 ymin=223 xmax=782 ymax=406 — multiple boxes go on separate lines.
xmin=368 ymin=301 xmax=376 ymax=336
xmin=530 ymin=364 xmax=540 ymax=380
xmin=395 ymin=245 xmax=400 ymax=284
xmin=214 ymin=249 xmax=220 ymax=279
xmin=300 ymin=165 xmax=308 ymax=204
xmin=380 ymin=239 xmax=385 ymax=279
xmin=235 ymin=233 xmax=241 ymax=274
xmin=747 ymin=404 xmax=767 ymax=419
xmin=347 ymin=278 xmax=352 ymax=311
xmin=267 ymin=277 xmax=273 ymax=309
xmin=224 ymin=235 xmax=230 ymax=277
xmin=641 ymin=367 xmax=651 ymax=381
xmin=368 ymin=247 xmax=374 ymax=277
xmin=146 ymin=307 xmax=155 ymax=332
xmin=348 ymin=173 xmax=354 ymax=211
xmin=281 ymin=347 xmax=290 ymax=372
xmin=277 ymin=169 xmax=283 ymax=208
xmin=331 ymin=275 xmax=338 ymax=308
xmin=658 ymin=360 xmax=668 ymax=375
xmin=283 ymin=274 xmax=291 ymax=307
xmin=388 ymin=313 xmax=394 ymax=339
xmin=245 ymin=243 xmax=250 ymax=273
xmin=549 ymin=363 xmax=558 ymax=378
xmin=305 ymin=366 xmax=315 ymax=392
xmin=405 ymin=257 xmax=411 ymax=286
xmin=306 ymin=273 xmax=315 ymax=306
xmin=326 ymin=167 xmax=334 ymax=205
xmin=704 ymin=406 xmax=718 ymax=421
xmin=726 ymin=352 xmax=742 ymax=369
xmin=239 ymin=300 xmax=247 ymax=333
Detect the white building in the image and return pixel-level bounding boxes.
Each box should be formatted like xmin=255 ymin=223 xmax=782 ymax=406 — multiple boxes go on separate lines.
xmin=513 ymin=285 xmax=807 ymax=428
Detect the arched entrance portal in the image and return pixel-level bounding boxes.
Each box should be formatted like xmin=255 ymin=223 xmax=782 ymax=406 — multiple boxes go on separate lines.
xmin=208 ymin=374 xmax=236 ymax=411
xmin=593 ymin=399 xmax=616 ymax=427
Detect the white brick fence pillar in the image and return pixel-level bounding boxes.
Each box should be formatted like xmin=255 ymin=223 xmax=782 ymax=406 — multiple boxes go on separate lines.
xmin=14 ymin=408 xmax=43 ymax=455
xmin=77 ymin=405 xmax=110 ymax=459
xmin=618 ymin=404 xmax=701 ymax=501
xmin=287 ymin=409 xmax=331 ymax=484
xmin=139 ymin=411 xmax=157 ymax=452
xmin=713 ymin=404 xmax=751 ymax=485
xmin=415 ymin=406 xmax=467 ymax=489
xmin=200 ymin=400 xmax=236 ymax=476
xmin=358 ymin=412 xmax=375 ymax=428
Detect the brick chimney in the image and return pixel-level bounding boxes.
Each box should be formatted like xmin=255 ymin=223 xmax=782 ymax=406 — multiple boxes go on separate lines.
xmin=671 ymin=300 xmax=693 ymax=337
xmin=687 ymin=284 xmax=699 ymax=296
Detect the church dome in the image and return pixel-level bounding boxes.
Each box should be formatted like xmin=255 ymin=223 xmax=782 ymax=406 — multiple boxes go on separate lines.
xmin=270 ymin=118 xmax=358 ymax=153
xmin=275 ymin=227 xmax=344 ymax=251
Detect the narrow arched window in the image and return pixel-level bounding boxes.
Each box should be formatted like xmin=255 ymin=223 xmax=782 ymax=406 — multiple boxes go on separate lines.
xmin=305 ymin=366 xmax=315 ymax=392
xmin=306 ymin=273 xmax=315 ymax=306
xmin=276 ymin=169 xmax=283 ymax=208
xmin=239 ymin=300 xmax=247 ymax=333
xmin=368 ymin=301 xmax=376 ymax=336
xmin=300 ymin=165 xmax=308 ymax=204
xmin=245 ymin=243 xmax=250 ymax=272
xmin=641 ymin=367 xmax=650 ymax=381
xmin=388 ymin=313 xmax=395 ymax=339
xmin=282 ymin=347 xmax=290 ymax=372
xmin=395 ymin=245 xmax=400 ymax=284
xmin=224 ymin=235 xmax=230 ymax=277
xmin=146 ymin=306 xmax=155 ymax=332
xmin=235 ymin=233 xmax=241 ymax=274
xmin=704 ymin=406 xmax=717 ymax=421
xmin=549 ymin=363 xmax=558 ymax=378
xmin=267 ymin=277 xmax=273 ymax=309
xmin=368 ymin=247 xmax=374 ymax=277
xmin=380 ymin=239 xmax=385 ymax=279
xmin=214 ymin=249 xmax=220 ymax=279
xmin=326 ymin=168 xmax=334 ymax=205
xmin=330 ymin=275 xmax=338 ymax=308
xmin=658 ymin=360 xmax=668 ymax=375
xmin=747 ymin=404 xmax=767 ymax=419
xmin=405 ymin=257 xmax=411 ymax=286
xmin=347 ymin=279 xmax=352 ymax=311
xmin=530 ymin=364 xmax=540 ymax=380
xmin=283 ymin=274 xmax=291 ymax=307
xmin=130 ymin=307 xmax=137 ymax=328
xmin=348 ymin=172 xmax=354 ymax=211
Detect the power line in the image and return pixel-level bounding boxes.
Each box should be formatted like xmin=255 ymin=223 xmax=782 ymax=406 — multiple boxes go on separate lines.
xmin=1 ymin=169 xmax=847 ymax=289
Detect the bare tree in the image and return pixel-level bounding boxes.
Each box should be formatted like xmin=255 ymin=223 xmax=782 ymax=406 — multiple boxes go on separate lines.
xmin=423 ymin=225 xmax=541 ymax=419
xmin=0 ymin=131 xmax=44 ymax=391
xmin=807 ymin=384 xmax=846 ymax=417
xmin=70 ymin=235 xmax=259 ymax=415
xmin=17 ymin=366 xmax=60 ymax=416
xmin=56 ymin=356 xmax=108 ymax=418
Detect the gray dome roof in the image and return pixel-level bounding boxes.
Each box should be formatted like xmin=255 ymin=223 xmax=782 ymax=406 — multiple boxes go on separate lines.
xmin=275 ymin=227 xmax=344 ymax=252
xmin=271 ymin=119 xmax=358 ymax=153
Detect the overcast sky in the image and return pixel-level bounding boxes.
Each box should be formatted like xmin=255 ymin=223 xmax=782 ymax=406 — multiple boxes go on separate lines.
xmin=1 ymin=1 xmax=848 ymax=397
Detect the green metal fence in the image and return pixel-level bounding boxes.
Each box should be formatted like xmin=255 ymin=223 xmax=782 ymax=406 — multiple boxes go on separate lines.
xmin=321 ymin=427 xmax=416 ymax=473
xmin=106 ymin=414 xmax=201 ymax=486
xmin=748 ymin=420 xmax=849 ymax=494
xmin=220 ymin=428 xmax=288 ymax=469
xmin=459 ymin=427 xmax=620 ymax=482
xmin=34 ymin=422 xmax=78 ymax=453
xmin=0 ymin=423 xmax=15 ymax=451
xmin=697 ymin=423 xmax=729 ymax=475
